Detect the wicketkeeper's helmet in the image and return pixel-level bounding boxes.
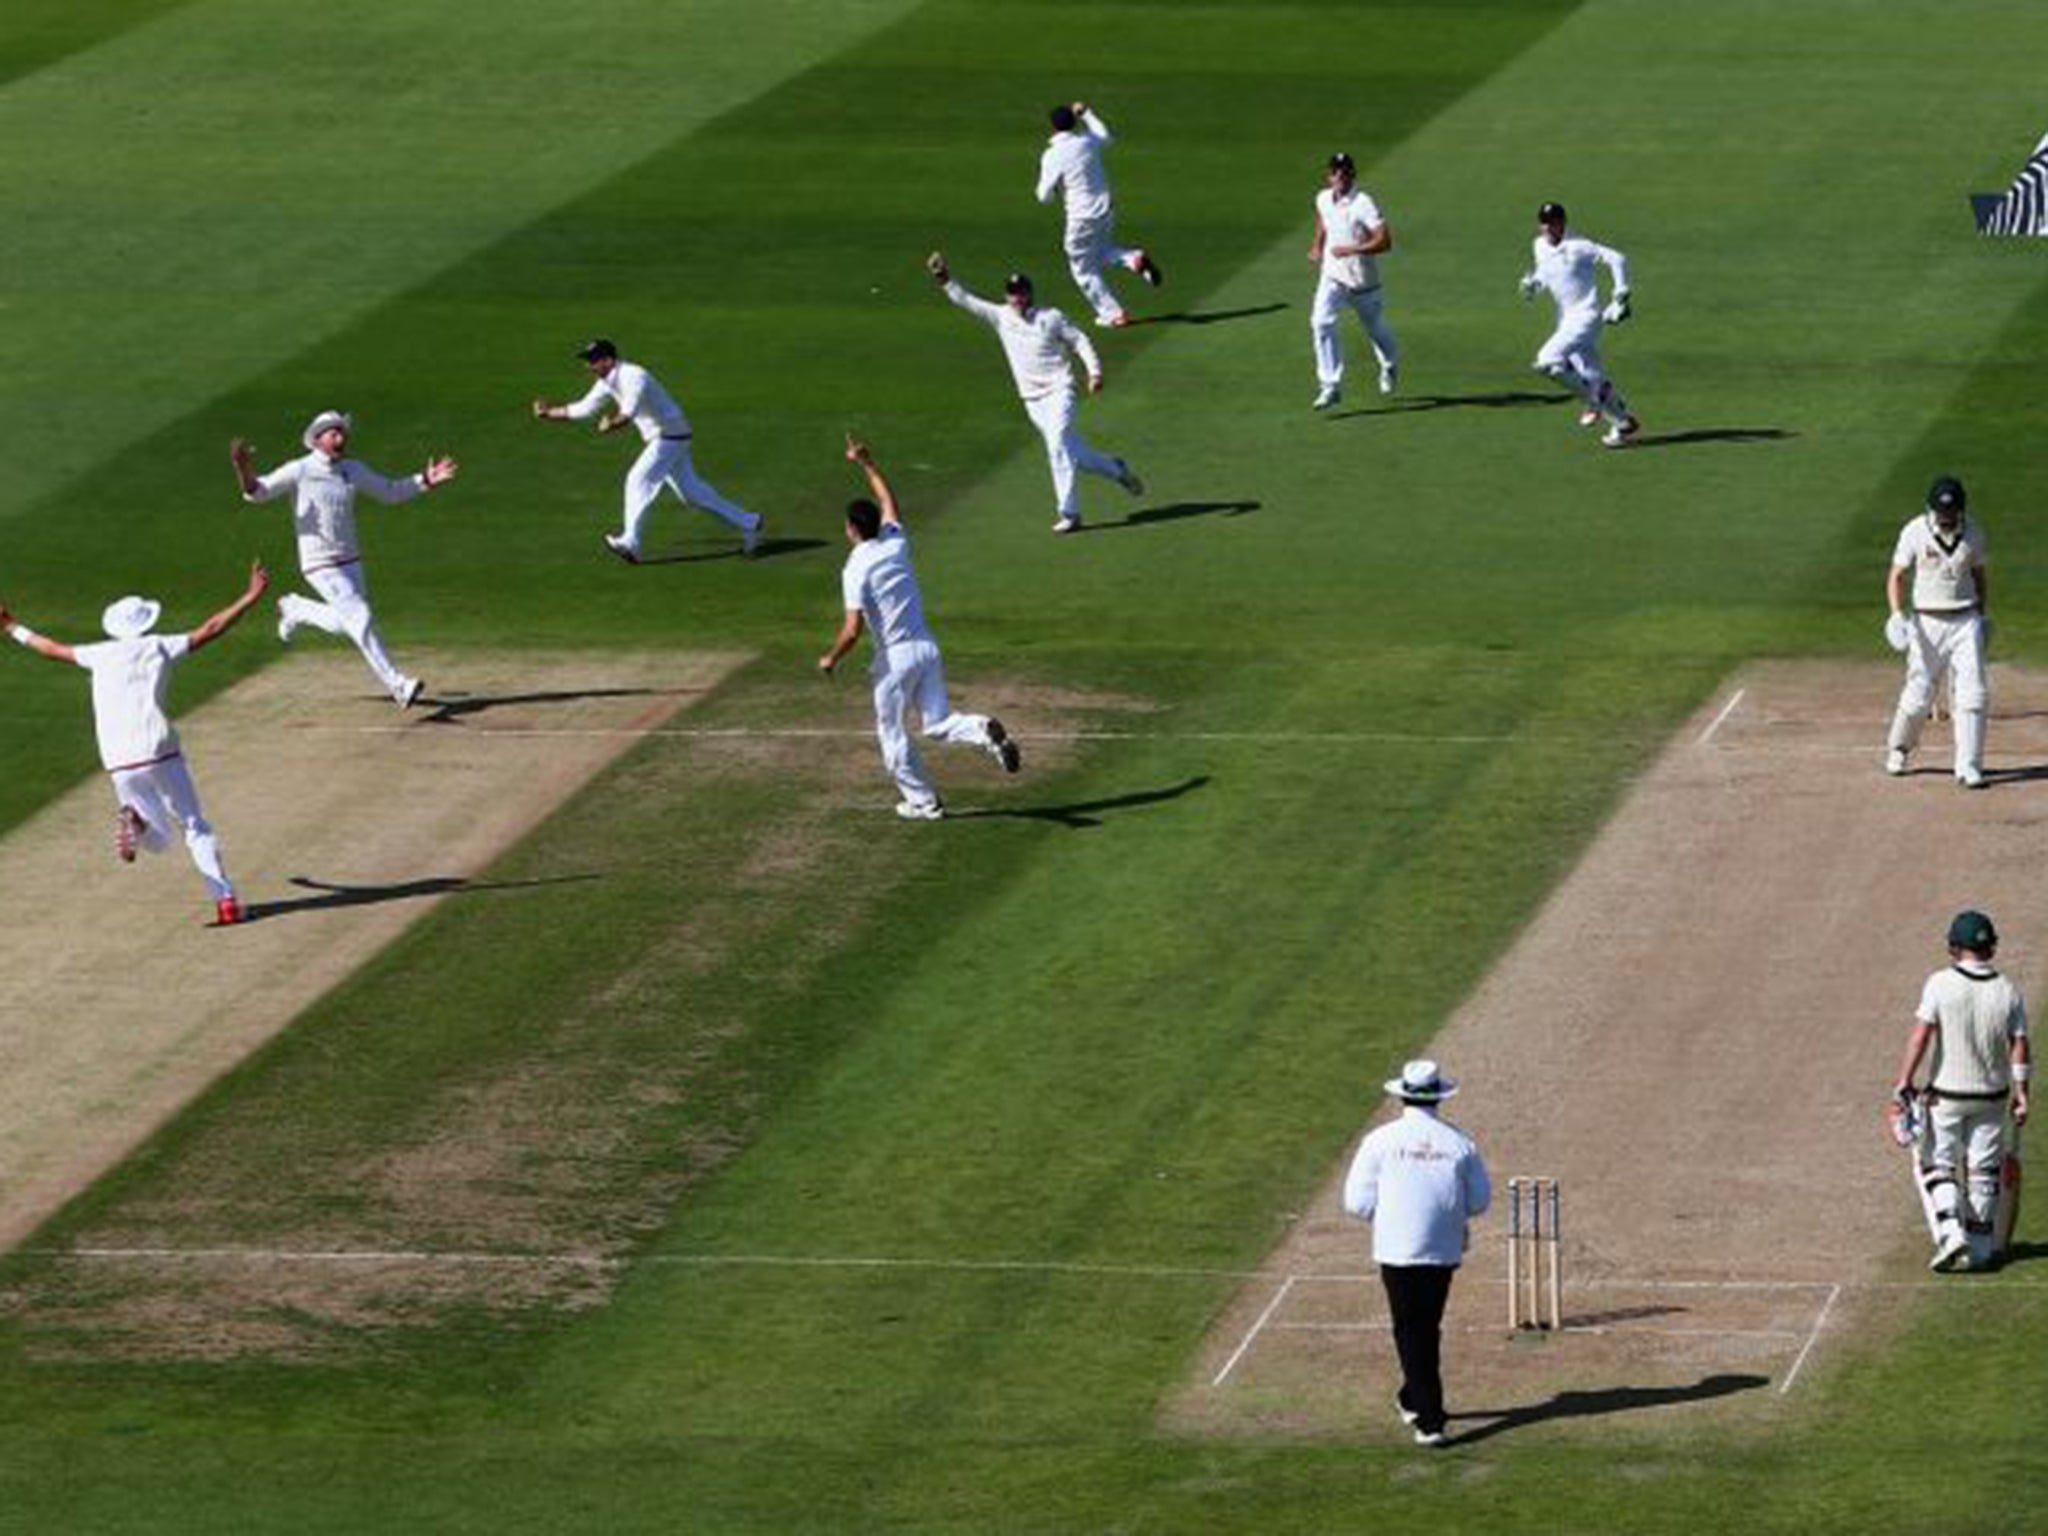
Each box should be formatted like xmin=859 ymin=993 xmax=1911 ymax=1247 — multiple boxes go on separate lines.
xmin=1948 ymin=909 xmax=1998 ymax=954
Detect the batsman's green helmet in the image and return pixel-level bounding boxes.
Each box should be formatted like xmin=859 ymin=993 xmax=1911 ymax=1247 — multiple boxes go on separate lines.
xmin=1947 ymin=909 xmax=1997 ymax=953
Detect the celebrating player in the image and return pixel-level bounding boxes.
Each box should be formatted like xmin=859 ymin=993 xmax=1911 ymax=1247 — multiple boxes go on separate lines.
xmin=1519 ymin=202 xmax=1640 ymax=448
xmin=1034 ymin=100 xmax=1162 ymax=329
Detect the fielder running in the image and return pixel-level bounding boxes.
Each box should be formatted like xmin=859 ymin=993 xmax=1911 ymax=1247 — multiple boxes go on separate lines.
xmin=1309 ymin=152 xmax=1398 ymax=411
xmin=1035 ymin=101 xmax=1162 ymax=329
xmin=1891 ymin=909 xmax=2029 ymax=1271
xmin=926 ymin=252 xmax=1144 ymax=535
xmin=1519 ymin=202 xmax=1640 ymax=447
xmin=1 ymin=562 xmax=270 ymax=927
xmin=231 ymin=411 xmax=456 ymax=708
xmin=533 ymin=338 xmax=764 ymax=564
xmin=819 ymin=435 xmax=1021 ymax=821
xmin=1885 ymin=475 xmax=1990 ymax=788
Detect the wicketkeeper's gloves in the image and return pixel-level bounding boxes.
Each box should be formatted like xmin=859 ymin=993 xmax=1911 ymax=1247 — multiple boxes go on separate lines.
xmin=1602 ymin=291 xmax=1632 ymax=324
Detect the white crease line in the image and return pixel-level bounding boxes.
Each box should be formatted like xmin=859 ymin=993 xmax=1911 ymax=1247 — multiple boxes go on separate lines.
xmin=1778 ymin=1282 xmax=1841 ymax=1395
xmin=1273 ymin=1321 xmax=1807 ymax=1341
xmin=1212 ymin=1274 xmax=1296 ymax=1388
xmin=287 ymin=724 xmax=1531 ymax=746
xmin=1697 ymin=688 xmax=1746 ymax=746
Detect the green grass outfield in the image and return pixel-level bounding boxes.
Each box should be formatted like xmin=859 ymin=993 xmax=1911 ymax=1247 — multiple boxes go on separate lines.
xmin=3 ymin=0 xmax=2048 ymax=1529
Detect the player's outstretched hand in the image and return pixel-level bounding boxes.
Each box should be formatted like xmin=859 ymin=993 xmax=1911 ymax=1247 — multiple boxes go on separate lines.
xmin=229 ymin=437 xmax=255 ymax=470
xmin=248 ymin=559 xmax=271 ymax=597
xmin=1603 ymin=292 xmax=1632 ymax=325
xmin=845 ymin=433 xmax=873 ymax=465
xmin=925 ymin=251 xmax=949 ymax=284
xmin=1086 ymin=373 xmax=1104 ymax=396
xmin=817 ymin=653 xmax=838 ymax=676
xmin=531 ymin=399 xmax=552 ymax=420
xmin=424 ymin=456 xmax=459 ymax=487
xmin=1518 ymin=274 xmax=1541 ymax=301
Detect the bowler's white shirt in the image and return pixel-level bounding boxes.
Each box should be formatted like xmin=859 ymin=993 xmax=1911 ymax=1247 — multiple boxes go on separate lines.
xmin=943 ymin=282 xmax=1100 ymax=401
xmin=1317 ymin=186 xmax=1386 ymax=291
xmin=1036 ymin=109 xmax=1114 ymax=224
xmin=1342 ymin=1106 xmax=1492 ymax=1267
xmin=841 ymin=525 xmax=932 ymax=650
xmin=1528 ymin=232 xmax=1629 ymax=317
xmin=566 ymin=361 xmax=690 ymax=443
xmin=1893 ymin=515 xmax=1986 ymax=613
xmin=246 ymin=452 xmax=425 ymax=573
xmin=1918 ymin=963 xmax=2027 ymax=1096
xmin=72 ymin=633 xmax=191 ymax=771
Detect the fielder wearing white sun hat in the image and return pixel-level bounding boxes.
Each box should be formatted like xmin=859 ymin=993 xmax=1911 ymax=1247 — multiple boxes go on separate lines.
xmin=100 ymin=595 xmax=162 ymax=639
xmin=301 ymin=410 xmax=352 ymax=450
xmin=1384 ymin=1059 xmax=1459 ymax=1104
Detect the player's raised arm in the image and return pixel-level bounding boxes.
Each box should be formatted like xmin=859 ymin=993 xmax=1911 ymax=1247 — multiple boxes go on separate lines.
xmin=845 ymin=434 xmax=901 ymax=529
xmin=189 ymin=561 xmax=272 ymax=652
xmin=0 ymin=600 xmax=77 ymax=664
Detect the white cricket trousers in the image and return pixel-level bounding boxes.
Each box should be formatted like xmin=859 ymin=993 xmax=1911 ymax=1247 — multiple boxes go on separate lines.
xmin=112 ymin=754 xmax=233 ymax=901
xmin=283 ymin=560 xmax=413 ymax=701
xmin=623 ymin=435 xmax=757 ymax=551
xmin=1888 ymin=609 xmax=1988 ymax=777
xmin=871 ymin=639 xmax=993 ymax=810
xmin=1534 ymin=311 xmax=1629 ymax=423
xmin=1023 ymin=388 xmax=1124 ymax=519
xmin=1929 ymin=1094 xmax=2009 ymax=1265
xmin=1064 ymin=214 xmax=1138 ymax=325
xmin=1311 ymin=276 xmax=1398 ymax=387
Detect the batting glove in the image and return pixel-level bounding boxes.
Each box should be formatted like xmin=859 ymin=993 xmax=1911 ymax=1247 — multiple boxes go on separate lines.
xmin=1602 ymin=291 xmax=1632 ymax=325
xmin=1884 ymin=612 xmax=1912 ymax=653
xmin=1518 ymin=274 xmax=1541 ymax=301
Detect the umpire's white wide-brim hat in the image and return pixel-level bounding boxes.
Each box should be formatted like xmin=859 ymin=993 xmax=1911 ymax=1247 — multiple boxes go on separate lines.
xmin=101 ymin=596 xmax=161 ymax=639
xmin=302 ymin=409 xmax=352 ymax=450
xmin=1384 ymin=1058 xmax=1458 ymax=1103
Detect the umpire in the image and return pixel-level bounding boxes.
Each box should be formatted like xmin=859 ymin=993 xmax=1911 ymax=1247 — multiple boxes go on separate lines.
xmin=1342 ymin=1059 xmax=1492 ymax=1447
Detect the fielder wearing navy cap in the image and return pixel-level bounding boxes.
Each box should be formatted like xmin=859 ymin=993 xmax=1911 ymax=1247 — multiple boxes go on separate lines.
xmin=1927 ymin=475 xmax=1967 ymax=521
xmin=1328 ymin=151 xmax=1355 ymax=174
xmin=1003 ymin=272 xmax=1035 ymax=296
xmin=575 ymin=337 xmax=618 ymax=363
xmin=1538 ymin=201 xmax=1567 ymax=225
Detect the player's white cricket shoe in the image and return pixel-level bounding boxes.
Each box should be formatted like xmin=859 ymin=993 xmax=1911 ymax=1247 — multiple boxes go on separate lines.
xmin=1378 ymin=362 xmax=1398 ymax=396
xmin=1578 ymin=408 xmax=1603 ymax=428
xmin=1133 ymin=251 xmax=1163 ymax=288
xmin=276 ymin=598 xmax=299 ymax=645
xmin=1601 ymin=416 xmax=1641 ymax=449
xmin=1312 ymin=384 xmax=1341 ymax=411
xmin=1885 ymin=749 xmax=1909 ymax=776
xmin=1113 ymin=459 xmax=1145 ymax=498
xmin=1931 ymin=1231 xmax=1971 ymax=1271
xmin=1411 ymin=1428 xmax=1450 ymax=1448
xmin=1958 ymin=765 xmax=1985 ymax=790
xmin=602 ymin=533 xmax=641 ymax=565
xmin=1395 ymin=1397 xmax=1421 ymax=1428
xmin=1052 ymin=513 xmax=1084 ymax=535
xmin=397 ymin=677 xmax=425 ymax=709
xmin=894 ymin=799 xmax=944 ymax=822
xmin=985 ymin=718 xmax=1021 ymax=774
xmin=742 ymin=516 xmax=765 ymax=559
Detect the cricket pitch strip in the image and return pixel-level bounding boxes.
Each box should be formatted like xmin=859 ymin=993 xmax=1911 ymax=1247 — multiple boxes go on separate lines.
xmin=0 ymin=649 xmax=745 ymax=1256
xmin=1170 ymin=659 xmax=2048 ymax=1445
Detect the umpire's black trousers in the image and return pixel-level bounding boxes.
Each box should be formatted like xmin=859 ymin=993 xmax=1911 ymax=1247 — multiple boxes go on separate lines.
xmin=1379 ymin=1262 xmax=1457 ymax=1434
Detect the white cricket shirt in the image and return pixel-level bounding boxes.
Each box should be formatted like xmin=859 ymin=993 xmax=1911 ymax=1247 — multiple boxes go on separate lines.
xmin=72 ymin=634 xmax=191 ymax=771
xmin=1918 ymin=963 xmax=2027 ymax=1096
xmin=566 ymin=361 xmax=690 ymax=443
xmin=943 ymin=281 xmax=1100 ymax=401
xmin=1893 ymin=515 xmax=1986 ymax=613
xmin=246 ymin=452 xmax=425 ymax=574
xmin=841 ymin=525 xmax=932 ymax=650
xmin=1035 ymin=109 xmax=1114 ymax=224
xmin=1342 ymin=1106 xmax=1493 ymax=1267
xmin=1528 ymin=232 xmax=1629 ymax=317
xmin=1317 ymin=186 xmax=1387 ymax=291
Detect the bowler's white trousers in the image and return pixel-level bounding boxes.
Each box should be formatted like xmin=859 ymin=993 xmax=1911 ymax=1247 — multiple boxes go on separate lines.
xmin=1888 ymin=608 xmax=1988 ymax=775
xmin=871 ymin=639 xmax=994 ymax=809
xmin=1533 ymin=310 xmax=1629 ymax=423
xmin=282 ymin=560 xmax=413 ymax=701
xmin=1064 ymin=215 xmax=1139 ymax=325
xmin=623 ymin=435 xmax=757 ymax=550
xmin=112 ymin=753 xmax=234 ymax=901
xmin=1023 ymin=388 xmax=1124 ymax=518
xmin=1312 ymin=276 xmax=1398 ymax=387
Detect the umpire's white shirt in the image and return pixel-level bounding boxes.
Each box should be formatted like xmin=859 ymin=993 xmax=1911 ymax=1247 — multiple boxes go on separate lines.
xmin=72 ymin=634 xmax=190 ymax=771
xmin=1529 ymin=232 xmax=1629 ymax=317
xmin=1342 ymin=1106 xmax=1492 ymax=1267
xmin=1893 ymin=515 xmax=1986 ymax=613
xmin=247 ymin=452 xmax=426 ymax=573
xmin=1919 ymin=963 xmax=2027 ymax=1096
xmin=1317 ymin=186 xmax=1386 ymax=291
xmin=944 ymin=281 xmax=1101 ymax=401
xmin=842 ymin=526 xmax=932 ymax=652
xmin=1036 ymin=109 xmax=1114 ymax=224
xmin=566 ymin=361 xmax=690 ymax=443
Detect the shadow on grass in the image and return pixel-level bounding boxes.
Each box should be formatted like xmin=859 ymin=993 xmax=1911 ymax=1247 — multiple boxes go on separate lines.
xmin=1624 ymin=427 xmax=1795 ymax=450
xmin=245 ymin=871 xmax=601 ymax=923
xmin=953 ymin=774 xmax=1210 ymax=830
xmin=635 ymin=535 xmax=829 ymax=566
xmin=1134 ymin=302 xmax=1290 ymax=327
xmin=417 ymin=687 xmax=684 ymax=724
xmin=1331 ymin=390 xmax=1576 ymax=420
xmin=1444 ymin=1372 xmax=1770 ymax=1447
xmin=1087 ymin=500 xmax=1261 ymax=533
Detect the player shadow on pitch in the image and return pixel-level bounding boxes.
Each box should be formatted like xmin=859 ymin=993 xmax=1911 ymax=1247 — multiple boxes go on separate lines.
xmin=243 ymin=871 xmax=602 ymax=923
xmin=1086 ymin=500 xmax=1261 ymax=533
xmin=414 ymin=686 xmax=686 ymax=724
xmin=1331 ymin=390 xmax=1576 ymax=420
xmin=636 ymin=536 xmax=829 ymax=566
xmin=1135 ymin=302 xmax=1290 ymax=327
xmin=1623 ymin=427 xmax=1795 ymax=450
xmin=950 ymin=774 xmax=1210 ymax=830
xmin=1443 ymin=1372 xmax=1770 ymax=1447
